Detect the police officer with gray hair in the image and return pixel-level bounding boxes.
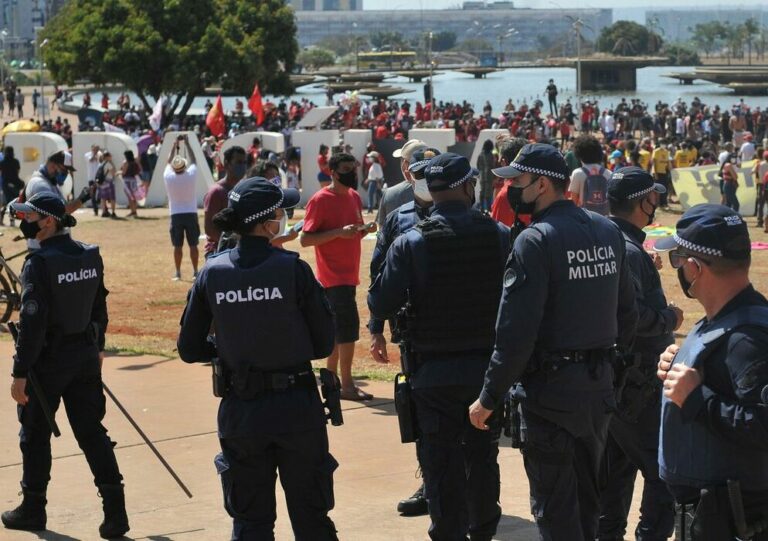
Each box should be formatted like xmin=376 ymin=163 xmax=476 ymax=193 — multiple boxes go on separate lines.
xmin=656 ymin=205 xmax=768 ymax=541
xmin=468 ymin=143 xmax=638 ymax=541
xmin=369 ymin=153 xmax=510 ymax=540
xmin=177 ymin=178 xmax=339 ymax=540
xmin=598 ymin=166 xmax=680 ymax=541
xmin=2 ymin=192 xmax=128 ymax=539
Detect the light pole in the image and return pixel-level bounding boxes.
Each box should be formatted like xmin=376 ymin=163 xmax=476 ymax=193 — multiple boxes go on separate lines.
xmin=572 ymin=19 xmax=583 ymax=104
xmin=38 ymin=38 xmax=48 ymax=122
xmin=0 ymin=30 xmax=7 ymax=89
xmin=428 ymin=31 xmax=434 ymax=122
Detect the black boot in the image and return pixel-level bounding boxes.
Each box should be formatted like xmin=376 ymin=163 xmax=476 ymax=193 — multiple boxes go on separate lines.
xmin=1 ymin=486 xmax=47 ymax=531
xmin=98 ymin=484 xmax=129 ymax=539
xmin=397 ymin=483 xmax=428 ymax=516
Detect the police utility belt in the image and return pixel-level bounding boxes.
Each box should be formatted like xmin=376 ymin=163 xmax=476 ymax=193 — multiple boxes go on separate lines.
xmin=532 ymin=347 xmax=618 ymax=373
xmin=215 ymin=363 xmax=316 ymax=400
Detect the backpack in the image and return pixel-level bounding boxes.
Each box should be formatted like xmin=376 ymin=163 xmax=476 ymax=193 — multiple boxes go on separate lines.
xmin=95 ymin=163 xmax=107 ymax=185
xmin=582 ymin=166 xmax=609 ymax=215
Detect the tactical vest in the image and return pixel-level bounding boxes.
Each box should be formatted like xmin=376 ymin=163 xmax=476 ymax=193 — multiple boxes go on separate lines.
xmin=409 ymin=211 xmax=504 ymax=353
xmin=394 ymin=201 xmax=424 ymax=236
xmin=659 ymin=305 xmax=768 ymax=490
xmin=31 ymin=241 xmax=102 ymax=337
xmin=205 ymin=249 xmax=314 ymax=372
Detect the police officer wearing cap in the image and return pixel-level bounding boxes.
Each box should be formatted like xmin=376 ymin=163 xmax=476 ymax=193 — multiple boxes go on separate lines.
xmin=598 ymin=166 xmax=680 ymax=541
xmin=369 ymin=153 xmax=510 ymax=540
xmin=2 ymin=192 xmax=128 ymax=539
xmin=655 ymin=204 xmax=768 ymax=541
xmin=468 ymin=143 xmax=638 ymax=541
xmin=177 ymin=178 xmax=339 ymax=541
xmin=368 ymin=147 xmax=440 ymax=517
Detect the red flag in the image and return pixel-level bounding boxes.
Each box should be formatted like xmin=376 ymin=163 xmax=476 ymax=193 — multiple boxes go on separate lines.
xmin=206 ymin=95 xmax=226 ymax=137
xmin=248 ymin=83 xmax=265 ymax=126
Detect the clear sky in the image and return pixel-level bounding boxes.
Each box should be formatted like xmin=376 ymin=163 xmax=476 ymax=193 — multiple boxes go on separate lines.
xmin=361 ymin=1 xmax=762 ymax=11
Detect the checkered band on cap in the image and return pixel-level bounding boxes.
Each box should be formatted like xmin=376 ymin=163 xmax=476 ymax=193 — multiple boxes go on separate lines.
xmin=674 ymin=233 xmax=723 ymax=257
xmin=242 ymin=193 xmax=284 ymax=224
xmin=627 ymin=185 xmax=655 ymax=199
xmin=509 ymin=161 xmax=566 ymax=180
xmin=448 ymin=168 xmax=477 ymax=189
xmin=409 ymin=159 xmax=431 ymax=170
xmin=23 ymin=202 xmax=62 ymax=221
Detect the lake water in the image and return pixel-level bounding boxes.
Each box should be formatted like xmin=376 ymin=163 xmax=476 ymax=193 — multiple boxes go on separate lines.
xmin=83 ymin=66 xmax=768 ymax=117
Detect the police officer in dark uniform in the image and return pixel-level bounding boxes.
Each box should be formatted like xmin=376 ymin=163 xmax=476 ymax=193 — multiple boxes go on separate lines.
xmin=468 ymin=143 xmax=638 ymax=541
xmin=369 ymin=153 xmax=510 ymax=540
xmin=177 ymin=177 xmax=339 ymax=541
xmin=598 ymin=166 xmax=680 ymax=541
xmin=2 ymin=192 xmax=128 ymax=539
xmin=655 ymin=204 xmax=768 ymax=541
xmin=368 ymin=147 xmax=439 ymax=517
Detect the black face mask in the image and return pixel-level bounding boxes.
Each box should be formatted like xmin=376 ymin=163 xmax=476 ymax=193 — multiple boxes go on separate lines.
xmin=640 ymin=198 xmax=657 ymax=226
xmin=19 ymin=219 xmax=42 ymax=239
xmin=507 ymin=179 xmax=539 ymax=215
xmin=336 ymin=170 xmax=358 ymax=189
xmin=677 ymin=263 xmax=699 ymax=299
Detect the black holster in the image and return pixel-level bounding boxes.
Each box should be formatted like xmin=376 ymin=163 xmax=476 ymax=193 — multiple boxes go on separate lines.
xmin=690 ymin=485 xmax=735 ymax=541
xmin=506 ymin=392 xmax=522 ymax=449
xmin=617 ymin=364 xmax=658 ymax=423
xmin=394 ymin=373 xmax=418 ymax=443
xmin=212 ymin=357 xmax=227 ymax=398
xmin=320 ymin=368 xmax=343 ymax=426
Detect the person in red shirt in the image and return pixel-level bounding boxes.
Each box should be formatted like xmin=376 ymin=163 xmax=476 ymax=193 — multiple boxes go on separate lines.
xmin=490 ymin=137 xmax=532 ymax=228
xmin=301 ymin=153 xmax=377 ymax=401
xmin=317 ymin=144 xmax=331 ymax=187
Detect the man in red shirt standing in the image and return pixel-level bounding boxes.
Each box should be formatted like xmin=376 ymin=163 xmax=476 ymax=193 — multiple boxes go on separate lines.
xmin=491 ymin=137 xmax=531 ymax=228
xmin=301 ymin=153 xmax=377 ymax=400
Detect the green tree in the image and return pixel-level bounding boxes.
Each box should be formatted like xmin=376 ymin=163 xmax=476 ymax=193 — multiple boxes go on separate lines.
xmin=596 ymin=20 xmax=663 ymax=56
xmin=663 ymin=43 xmax=701 ymax=66
xmin=40 ymin=0 xmax=297 ymax=121
xmin=430 ymin=31 xmax=457 ymax=52
xmin=454 ymin=38 xmax=493 ymax=53
xmin=689 ymin=21 xmax=724 ymax=58
xmin=297 ymin=47 xmax=336 ymax=70
xmin=369 ymin=31 xmax=407 ymax=51
xmin=742 ymin=18 xmax=760 ymax=65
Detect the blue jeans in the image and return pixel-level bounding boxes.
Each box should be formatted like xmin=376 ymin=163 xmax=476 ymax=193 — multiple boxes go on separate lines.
xmin=366 ymin=183 xmax=380 ymax=212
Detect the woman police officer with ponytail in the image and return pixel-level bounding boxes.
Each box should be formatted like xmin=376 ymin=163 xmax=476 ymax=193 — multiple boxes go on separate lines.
xmin=177 ymin=177 xmax=339 ymax=541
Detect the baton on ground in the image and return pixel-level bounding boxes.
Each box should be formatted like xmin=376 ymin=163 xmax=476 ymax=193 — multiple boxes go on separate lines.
xmin=101 ymin=383 xmax=193 ymax=498
xmin=8 ymin=322 xmax=61 ymax=437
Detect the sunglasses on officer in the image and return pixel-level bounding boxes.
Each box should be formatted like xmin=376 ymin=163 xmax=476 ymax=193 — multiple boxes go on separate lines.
xmin=668 ymin=250 xmax=711 ymax=269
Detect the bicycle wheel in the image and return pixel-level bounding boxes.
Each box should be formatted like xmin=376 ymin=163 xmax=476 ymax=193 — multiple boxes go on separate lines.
xmin=0 ymin=272 xmax=16 ymax=323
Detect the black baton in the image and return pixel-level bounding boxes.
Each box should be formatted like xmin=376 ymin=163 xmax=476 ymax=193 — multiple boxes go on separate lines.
xmin=8 ymin=322 xmax=61 ymax=438
xmin=101 ymin=383 xmax=193 ymax=498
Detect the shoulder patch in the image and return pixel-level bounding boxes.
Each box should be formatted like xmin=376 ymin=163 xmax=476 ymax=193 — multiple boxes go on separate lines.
xmin=503 ymin=261 xmax=526 ymax=290
xmin=22 ymin=300 xmax=38 ymax=316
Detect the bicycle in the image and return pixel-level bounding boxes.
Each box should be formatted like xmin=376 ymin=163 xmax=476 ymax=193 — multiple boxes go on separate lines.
xmin=0 ymin=234 xmax=27 ymax=323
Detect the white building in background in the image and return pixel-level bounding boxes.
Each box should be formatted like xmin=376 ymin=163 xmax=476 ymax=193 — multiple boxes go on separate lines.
xmin=290 ymin=0 xmax=363 ymax=11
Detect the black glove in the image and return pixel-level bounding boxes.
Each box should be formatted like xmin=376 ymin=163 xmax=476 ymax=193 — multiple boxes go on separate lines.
xmin=77 ymin=186 xmax=91 ymax=204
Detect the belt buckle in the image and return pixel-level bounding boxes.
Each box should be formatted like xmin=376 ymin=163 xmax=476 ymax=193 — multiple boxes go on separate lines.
xmin=271 ymin=373 xmax=294 ymax=391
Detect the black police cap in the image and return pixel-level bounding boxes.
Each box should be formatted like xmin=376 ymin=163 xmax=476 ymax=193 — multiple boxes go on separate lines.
xmin=655 ymin=204 xmax=750 ymax=260
xmin=423 ymin=153 xmax=478 ymax=192
xmin=11 ymin=192 xmax=67 ymax=221
xmin=407 ymin=147 xmax=441 ymax=174
xmin=608 ymin=166 xmax=666 ymax=201
xmin=492 ymin=143 xmax=568 ymax=181
xmin=228 ymin=177 xmax=300 ymax=224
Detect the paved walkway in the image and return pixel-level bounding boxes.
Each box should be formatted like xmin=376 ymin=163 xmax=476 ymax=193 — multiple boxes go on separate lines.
xmin=0 ymin=342 xmax=646 ymax=540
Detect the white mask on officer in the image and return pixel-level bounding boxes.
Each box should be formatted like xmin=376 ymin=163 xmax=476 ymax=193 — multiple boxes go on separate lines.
xmin=413 ymin=178 xmax=432 ymax=202
xmin=267 ymin=214 xmax=288 ymax=239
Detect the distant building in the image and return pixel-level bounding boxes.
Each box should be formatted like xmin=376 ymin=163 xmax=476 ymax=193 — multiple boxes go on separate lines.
xmin=647 ymin=8 xmax=766 ymax=43
xmin=290 ymin=0 xmax=363 ymax=11
xmin=294 ymin=7 xmax=612 ymax=53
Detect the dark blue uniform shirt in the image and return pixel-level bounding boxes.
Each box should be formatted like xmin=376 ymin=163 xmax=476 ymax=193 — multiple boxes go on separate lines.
xmin=480 ymin=200 xmax=638 ymax=410
xmin=368 ymin=200 xmax=431 ymax=335
xmin=368 ymin=200 xmax=510 ymax=389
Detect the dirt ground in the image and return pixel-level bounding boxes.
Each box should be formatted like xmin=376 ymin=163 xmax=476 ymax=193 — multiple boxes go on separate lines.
xmin=2 ymin=202 xmax=767 ymax=378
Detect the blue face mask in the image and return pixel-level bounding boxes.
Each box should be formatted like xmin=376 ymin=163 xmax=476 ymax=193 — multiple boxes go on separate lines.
xmin=55 ymin=171 xmax=68 ymax=185
xmin=230 ymin=163 xmax=247 ymax=181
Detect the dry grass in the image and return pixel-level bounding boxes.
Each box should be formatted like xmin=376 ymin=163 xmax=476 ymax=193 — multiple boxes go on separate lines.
xmin=2 ymin=203 xmax=767 ymax=380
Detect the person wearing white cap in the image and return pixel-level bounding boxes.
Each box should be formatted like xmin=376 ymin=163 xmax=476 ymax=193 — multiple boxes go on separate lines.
xmin=374 ymin=139 xmax=427 ymax=227
xmin=164 ymin=134 xmax=200 ymax=281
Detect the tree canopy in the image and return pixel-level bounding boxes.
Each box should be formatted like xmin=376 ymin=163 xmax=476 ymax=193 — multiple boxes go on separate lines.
xmin=596 ymin=21 xmax=663 ymax=56
xmin=40 ymin=0 xmax=298 ymax=121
